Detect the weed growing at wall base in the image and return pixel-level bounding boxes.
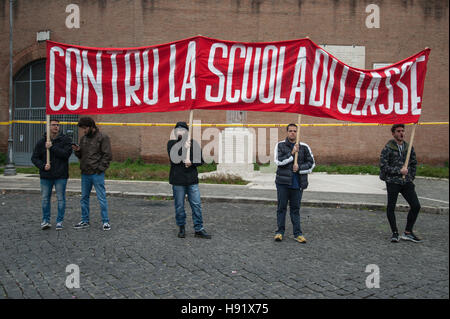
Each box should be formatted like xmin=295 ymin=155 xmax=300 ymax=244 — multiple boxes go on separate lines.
xmin=1 ymin=160 xmax=447 ymax=180
xmin=313 ymin=164 xmax=448 ymax=179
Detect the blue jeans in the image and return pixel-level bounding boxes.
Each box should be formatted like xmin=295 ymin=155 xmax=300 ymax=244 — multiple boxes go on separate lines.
xmin=172 ymin=184 xmax=204 ymax=232
xmin=81 ymin=173 xmax=109 ymax=224
xmin=40 ymin=178 xmax=67 ymax=223
xmin=276 ymin=184 xmax=303 ymax=237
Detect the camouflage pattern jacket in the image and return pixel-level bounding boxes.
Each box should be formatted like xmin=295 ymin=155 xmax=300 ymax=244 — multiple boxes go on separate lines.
xmin=379 ymin=139 xmax=417 ymax=184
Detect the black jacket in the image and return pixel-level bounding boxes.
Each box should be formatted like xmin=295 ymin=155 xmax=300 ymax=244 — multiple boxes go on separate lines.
xmin=31 ymin=133 xmax=73 ymax=179
xmin=274 ymin=138 xmax=315 ymax=189
xmin=167 ymin=137 xmax=204 ymax=186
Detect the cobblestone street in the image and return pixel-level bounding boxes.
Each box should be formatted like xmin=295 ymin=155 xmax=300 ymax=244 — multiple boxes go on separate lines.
xmin=0 ymin=192 xmax=448 ymax=300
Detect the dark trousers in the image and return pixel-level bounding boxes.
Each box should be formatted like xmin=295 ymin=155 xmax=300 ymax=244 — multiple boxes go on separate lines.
xmin=386 ymin=182 xmax=421 ymax=233
xmin=276 ymin=184 xmax=303 ymax=237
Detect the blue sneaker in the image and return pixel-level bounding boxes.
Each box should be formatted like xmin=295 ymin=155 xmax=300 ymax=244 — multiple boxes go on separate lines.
xmin=401 ymin=232 xmax=422 ymax=243
xmin=74 ymin=221 xmax=90 ymax=229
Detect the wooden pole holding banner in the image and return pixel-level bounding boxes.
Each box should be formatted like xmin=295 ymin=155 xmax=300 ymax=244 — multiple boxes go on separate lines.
xmin=185 ymin=110 xmax=194 ymax=164
xmin=402 ymin=49 xmax=428 ymax=179
xmin=402 ymin=48 xmax=428 ymax=178
xmin=402 ymin=123 xmax=417 ymax=179
xmin=294 ymin=114 xmax=302 ymax=165
xmin=46 ymin=115 xmax=50 ymax=167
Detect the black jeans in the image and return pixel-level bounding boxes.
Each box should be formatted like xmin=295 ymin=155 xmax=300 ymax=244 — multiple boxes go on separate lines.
xmin=276 ymin=184 xmax=303 ymax=237
xmin=386 ymin=182 xmax=421 ymax=233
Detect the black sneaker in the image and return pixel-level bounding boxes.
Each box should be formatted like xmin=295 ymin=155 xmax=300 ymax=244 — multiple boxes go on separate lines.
xmin=178 ymin=226 xmax=186 ymax=238
xmin=74 ymin=221 xmax=90 ymax=229
xmin=401 ymin=232 xmax=422 ymax=243
xmin=194 ymin=229 xmax=211 ymax=239
xmin=391 ymin=232 xmax=400 ymax=243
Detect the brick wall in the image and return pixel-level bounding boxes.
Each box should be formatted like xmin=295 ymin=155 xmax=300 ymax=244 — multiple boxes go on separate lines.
xmin=0 ymin=0 xmax=448 ymax=165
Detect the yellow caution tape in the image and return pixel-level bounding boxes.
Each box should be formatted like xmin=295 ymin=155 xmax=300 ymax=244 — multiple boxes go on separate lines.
xmin=0 ymin=120 xmax=448 ymax=127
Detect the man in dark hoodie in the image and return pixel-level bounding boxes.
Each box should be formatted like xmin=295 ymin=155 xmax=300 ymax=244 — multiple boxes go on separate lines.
xmin=31 ymin=119 xmax=73 ymax=230
xmin=167 ymin=121 xmax=211 ymax=239
xmin=380 ymin=124 xmax=421 ymax=243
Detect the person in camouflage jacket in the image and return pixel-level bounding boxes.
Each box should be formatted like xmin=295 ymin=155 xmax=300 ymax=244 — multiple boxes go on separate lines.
xmin=380 ymin=139 xmax=417 ymax=184
xmin=379 ymin=124 xmax=421 ymax=243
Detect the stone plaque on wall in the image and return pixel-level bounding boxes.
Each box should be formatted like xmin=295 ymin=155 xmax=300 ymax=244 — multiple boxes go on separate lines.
xmin=319 ymin=44 xmax=365 ymax=69
xmin=226 ymin=110 xmax=247 ymax=124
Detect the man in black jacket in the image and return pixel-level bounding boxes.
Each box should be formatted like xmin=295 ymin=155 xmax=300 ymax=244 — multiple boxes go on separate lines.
xmin=31 ymin=119 xmax=73 ymax=230
xmin=167 ymin=121 xmax=211 ymax=239
xmin=274 ymin=124 xmax=315 ymax=243
xmin=380 ymin=124 xmax=421 ymax=243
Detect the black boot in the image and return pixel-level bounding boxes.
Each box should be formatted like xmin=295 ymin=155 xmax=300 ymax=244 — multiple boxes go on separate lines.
xmin=194 ymin=229 xmax=211 ymax=239
xmin=178 ymin=226 xmax=185 ymax=238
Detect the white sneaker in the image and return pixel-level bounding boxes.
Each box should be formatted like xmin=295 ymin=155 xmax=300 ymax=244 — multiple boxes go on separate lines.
xmin=103 ymin=223 xmax=111 ymax=231
xmin=56 ymin=222 xmax=63 ymax=231
xmin=41 ymin=222 xmax=51 ymax=230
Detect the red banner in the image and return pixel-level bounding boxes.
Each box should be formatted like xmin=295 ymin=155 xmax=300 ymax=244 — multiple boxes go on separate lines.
xmin=46 ymin=36 xmax=430 ymax=123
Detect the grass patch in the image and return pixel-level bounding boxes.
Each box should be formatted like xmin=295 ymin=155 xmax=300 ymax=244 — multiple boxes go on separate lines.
xmin=2 ymin=159 xmax=447 ymax=181
xmin=314 ymin=164 xmax=448 ymax=179
xmin=416 ymin=164 xmax=449 ymax=179
xmin=200 ymin=173 xmax=248 ymax=185
xmin=15 ymin=166 xmax=40 ymax=174
xmin=146 ymin=195 xmax=172 ymax=201
xmin=7 ymin=159 xmax=220 ymax=182
xmin=0 ymin=152 xmax=6 ymax=166
xmin=104 ymin=161 xmax=170 ymax=181
xmin=314 ymin=164 xmax=380 ymax=175
xmin=98 ymin=159 xmax=217 ymax=181
xmin=254 ymin=163 xmax=272 ymax=171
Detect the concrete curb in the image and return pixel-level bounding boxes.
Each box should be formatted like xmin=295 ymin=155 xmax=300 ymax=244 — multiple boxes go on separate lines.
xmin=2 ymin=188 xmax=448 ymax=215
